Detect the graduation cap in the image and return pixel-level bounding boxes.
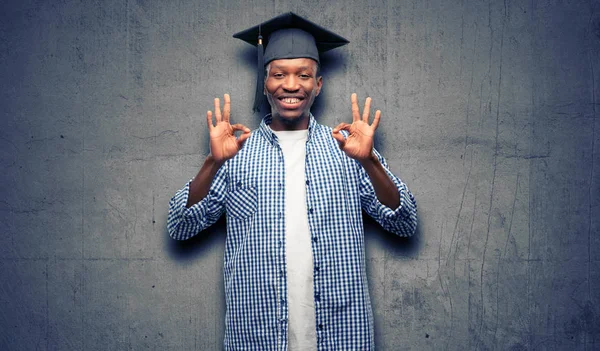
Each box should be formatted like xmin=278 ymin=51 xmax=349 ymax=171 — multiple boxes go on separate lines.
xmin=233 ymin=12 xmax=349 ymax=112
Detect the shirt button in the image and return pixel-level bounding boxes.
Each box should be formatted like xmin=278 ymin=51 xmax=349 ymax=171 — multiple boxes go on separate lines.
xmin=312 ymin=236 xmax=318 ymax=243
xmin=314 ymin=265 xmax=319 ymax=272
xmin=305 ymin=180 xmax=310 ymax=186
xmin=314 ymin=293 xmax=320 ymax=302
xmin=236 ymin=181 xmax=242 ymax=187
xmin=309 ymin=208 xmax=314 ymax=214
xmin=318 ymin=324 xmax=324 ymax=330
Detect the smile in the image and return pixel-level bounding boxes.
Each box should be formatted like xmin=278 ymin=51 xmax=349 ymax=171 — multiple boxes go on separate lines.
xmin=278 ymin=96 xmax=304 ymax=106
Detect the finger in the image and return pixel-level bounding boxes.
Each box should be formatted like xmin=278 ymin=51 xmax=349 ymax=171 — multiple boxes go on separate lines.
xmin=332 ymin=122 xmax=351 ymax=134
xmin=237 ymin=131 xmax=251 ymax=147
xmin=351 ymin=93 xmax=359 ymax=122
xmin=214 ymin=98 xmax=222 ymax=122
xmin=233 ymin=124 xmax=251 ymax=147
xmin=223 ymin=94 xmax=231 ymax=123
xmin=231 ymin=123 xmax=250 ymax=133
xmin=206 ymin=110 xmax=214 ymax=130
xmin=331 ymin=130 xmax=346 ymax=149
xmin=362 ymin=97 xmax=372 ymax=122
xmin=371 ymin=110 xmax=381 ymax=130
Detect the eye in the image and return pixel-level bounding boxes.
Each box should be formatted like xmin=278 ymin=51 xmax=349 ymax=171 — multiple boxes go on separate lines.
xmin=300 ymin=74 xmax=311 ymax=79
xmin=273 ymin=73 xmax=284 ymax=78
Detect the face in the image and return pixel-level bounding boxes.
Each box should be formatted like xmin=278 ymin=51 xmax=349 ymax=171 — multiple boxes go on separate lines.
xmin=264 ymin=58 xmax=323 ymax=130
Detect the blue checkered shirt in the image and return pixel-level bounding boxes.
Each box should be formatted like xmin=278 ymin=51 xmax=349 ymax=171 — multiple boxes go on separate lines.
xmin=167 ymin=114 xmax=417 ymax=350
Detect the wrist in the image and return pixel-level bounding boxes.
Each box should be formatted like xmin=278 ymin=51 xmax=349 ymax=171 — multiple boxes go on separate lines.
xmin=207 ymin=154 xmax=225 ymax=168
xmin=358 ymin=150 xmax=378 ymax=166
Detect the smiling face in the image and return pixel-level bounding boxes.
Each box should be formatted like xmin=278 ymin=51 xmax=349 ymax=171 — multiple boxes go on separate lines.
xmin=264 ymin=58 xmax=323 ymax=131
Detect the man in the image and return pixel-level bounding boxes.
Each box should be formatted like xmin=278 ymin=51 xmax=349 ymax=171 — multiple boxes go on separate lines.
xmin=168 ymin=12 xmax=417 ymax=350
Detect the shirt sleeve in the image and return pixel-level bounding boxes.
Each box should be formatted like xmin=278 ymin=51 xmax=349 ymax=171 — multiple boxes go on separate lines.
xmin=358 ymin=148 xmax=418 ymax=237
xmin=166 ymin=163 xmax=228 ymax=240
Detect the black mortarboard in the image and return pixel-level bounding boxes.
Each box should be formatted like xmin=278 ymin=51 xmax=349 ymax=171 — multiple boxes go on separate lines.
xmin=233 ymin=12 xmax=349 ymax=112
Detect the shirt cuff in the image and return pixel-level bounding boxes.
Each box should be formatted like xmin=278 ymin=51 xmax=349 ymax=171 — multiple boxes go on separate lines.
xmin=172 ymin=180 xmax=208 ymax=225
xmin=372 ymin=186 xmax=414 ymax=221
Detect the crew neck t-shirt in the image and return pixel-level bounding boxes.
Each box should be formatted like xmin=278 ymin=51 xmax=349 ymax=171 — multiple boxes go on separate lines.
xmin=271 ymin=127 xmax=316 ymax=350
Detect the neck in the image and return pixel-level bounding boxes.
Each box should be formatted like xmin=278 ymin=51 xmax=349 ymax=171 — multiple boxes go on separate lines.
xmin=269 ymin=112 xmax=310 ymax=131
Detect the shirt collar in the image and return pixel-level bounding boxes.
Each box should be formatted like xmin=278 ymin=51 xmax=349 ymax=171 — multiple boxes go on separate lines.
xmin=258 ymin=113 xmax=318 ymax=145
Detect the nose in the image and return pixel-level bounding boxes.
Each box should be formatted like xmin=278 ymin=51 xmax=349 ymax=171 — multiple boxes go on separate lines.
xmin=282 ymin=75 xmax=299 ymax=91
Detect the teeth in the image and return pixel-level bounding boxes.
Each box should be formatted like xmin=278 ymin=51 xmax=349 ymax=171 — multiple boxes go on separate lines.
xmin=282 ymin=98 xmax=300 ymax=104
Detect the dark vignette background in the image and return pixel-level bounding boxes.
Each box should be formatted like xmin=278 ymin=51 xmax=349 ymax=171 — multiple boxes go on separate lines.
xmin=1 ymin=0 xmax=599 ymax=350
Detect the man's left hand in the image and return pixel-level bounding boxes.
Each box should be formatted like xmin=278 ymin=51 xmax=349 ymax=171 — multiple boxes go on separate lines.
xmin=332 ymin=93 xmax=381 ymax=162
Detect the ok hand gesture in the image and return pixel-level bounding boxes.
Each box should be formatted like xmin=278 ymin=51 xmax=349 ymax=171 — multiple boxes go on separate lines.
xmin=207 ymin=94 xmax=251 ymax=164
xmin=332 ymin=93 xmax=381 ymax=162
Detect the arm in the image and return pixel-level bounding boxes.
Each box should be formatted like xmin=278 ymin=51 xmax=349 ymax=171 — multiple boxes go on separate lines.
xmin=358 ymin=152 xmax=399 ymax=209
xmin=186 ymin=154 xmax=224 ymax=208
xmin=167 ymin=94 xmax=250 ymax=240
xmin=332 ymin=93 xmax=417 ymax=236
xmin=167 ymin=161 xmax=227 ymax=240
xmin=357 ymin=149 xmax=417 ymax=237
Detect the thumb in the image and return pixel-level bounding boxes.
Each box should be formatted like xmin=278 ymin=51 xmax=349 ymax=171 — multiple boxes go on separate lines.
xmin=332 ymin=130 xmax=346 ymax=149
xmin=237 ymin=131 xmax=251 ymax=148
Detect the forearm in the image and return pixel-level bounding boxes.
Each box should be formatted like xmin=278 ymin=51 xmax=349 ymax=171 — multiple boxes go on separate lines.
xmin=186 ymin=155 xmax=224 ymax=208
xmin=359 ymin=152 xmax=400 ymax=209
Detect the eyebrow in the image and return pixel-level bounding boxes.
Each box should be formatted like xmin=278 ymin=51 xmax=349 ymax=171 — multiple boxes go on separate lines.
xmin=271 ymin=65 xmax=313 ymax=71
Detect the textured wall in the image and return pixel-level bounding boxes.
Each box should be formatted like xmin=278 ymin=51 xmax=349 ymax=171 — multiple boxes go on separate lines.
xmin=1 ymin=0 xmax=599 ymax=350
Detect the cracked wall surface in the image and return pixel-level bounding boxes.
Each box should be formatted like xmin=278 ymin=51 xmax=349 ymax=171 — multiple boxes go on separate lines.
xmin=1 ymin=0 xmax=599 ymax=350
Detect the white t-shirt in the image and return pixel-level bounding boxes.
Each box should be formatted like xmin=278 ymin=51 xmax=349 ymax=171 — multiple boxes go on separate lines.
xmin=271 ymin=128 xmax=316 ymax=351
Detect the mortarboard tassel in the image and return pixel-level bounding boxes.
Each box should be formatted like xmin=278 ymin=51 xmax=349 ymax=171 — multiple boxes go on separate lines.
xmin=252 ymin=26 xmax=264 ymax=112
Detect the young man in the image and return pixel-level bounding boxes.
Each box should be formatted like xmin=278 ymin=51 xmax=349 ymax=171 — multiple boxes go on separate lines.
xmin=167 ymin=13 xmax=417 ymax=350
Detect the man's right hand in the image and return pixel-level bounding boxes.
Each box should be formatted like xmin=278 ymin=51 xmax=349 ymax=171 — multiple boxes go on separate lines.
xmin=207 ymin=94 xmax=251 ymax=164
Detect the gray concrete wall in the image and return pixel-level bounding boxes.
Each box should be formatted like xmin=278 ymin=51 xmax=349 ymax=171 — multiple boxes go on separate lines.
xmin=1 ymin=0 xmax=598 ymax=350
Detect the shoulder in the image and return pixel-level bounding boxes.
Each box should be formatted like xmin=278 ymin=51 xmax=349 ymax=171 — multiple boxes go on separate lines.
xmin=311 ymin=120 xmax=350 ymax=143
xmin=309 ymin=120 xmax=355 ymax=163
xmin=239 ymin=127 xmax=266 ymax=149
xmin=227 ymin=126 xmax=270 ymax=166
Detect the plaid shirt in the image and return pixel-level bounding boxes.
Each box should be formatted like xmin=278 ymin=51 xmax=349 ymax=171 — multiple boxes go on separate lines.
xmin=167 ymin=114 xmax=417 ymax=350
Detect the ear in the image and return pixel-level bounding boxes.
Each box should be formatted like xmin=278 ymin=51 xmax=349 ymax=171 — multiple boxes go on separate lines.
xmin=316 ymin=76 xmax=323 ymax=96
xmin=263 ymin=63 xmax=270 ymax=95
